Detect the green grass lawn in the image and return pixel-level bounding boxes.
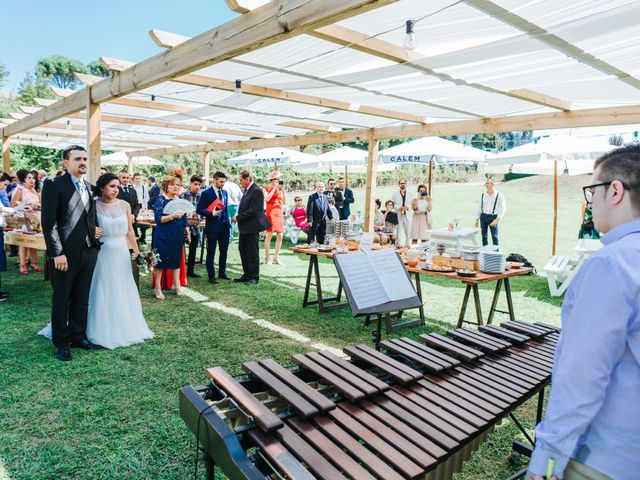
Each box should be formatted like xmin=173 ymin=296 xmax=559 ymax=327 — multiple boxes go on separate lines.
xmin=0 ymin=175 xmax=587 ymax=480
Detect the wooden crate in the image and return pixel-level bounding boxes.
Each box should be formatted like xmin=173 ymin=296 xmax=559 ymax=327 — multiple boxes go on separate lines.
xmin=431 ymin=256 xmax=479 ymax=271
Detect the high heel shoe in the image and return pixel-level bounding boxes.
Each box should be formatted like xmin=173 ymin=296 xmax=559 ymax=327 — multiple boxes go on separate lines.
xmin=265 ymin=256 xmax=271 ymax=265
xmin=19 ymin=264 xmax=28 ymax=275
xmin=273 ymin=257 xmax=281 ymax=265
xmin=31 ymin=263 xmax=41 ymax=273
xmin=171 ymin=286 xmax=182 ymax=296
xmin=154 ymin=288 xmax=165 ymax=300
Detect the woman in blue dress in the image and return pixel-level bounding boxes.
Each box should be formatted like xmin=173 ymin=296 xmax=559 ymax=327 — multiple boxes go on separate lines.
xmin=152 ymin=176 xmax=189 ymax=299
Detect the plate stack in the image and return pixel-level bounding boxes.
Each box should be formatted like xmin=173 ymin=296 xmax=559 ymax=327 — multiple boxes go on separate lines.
xmin=479 ymin=251 xmax=506 ymax=273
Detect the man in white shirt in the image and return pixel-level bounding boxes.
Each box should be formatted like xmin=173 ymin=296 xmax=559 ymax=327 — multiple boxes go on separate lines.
xmin=391 ymin=179 xmax=413 ymax=245
xmin=223 ymin=179 xmax=243 ymax=242
xmin=132 ymin=173 xmax=149 ymax=209
xmin=475 ymin=178 xmax=506 ymax=246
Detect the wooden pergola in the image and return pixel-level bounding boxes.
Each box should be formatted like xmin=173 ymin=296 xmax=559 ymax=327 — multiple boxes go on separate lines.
xmin=3 ymin=0 xmax=640 ymax=231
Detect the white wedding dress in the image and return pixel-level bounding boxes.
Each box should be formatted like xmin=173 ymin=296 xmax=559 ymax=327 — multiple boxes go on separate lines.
xmin=39 ymin=200 xmax=153 ymax=349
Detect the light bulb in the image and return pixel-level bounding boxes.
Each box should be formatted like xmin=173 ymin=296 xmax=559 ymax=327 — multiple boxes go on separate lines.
xmin=66 ymin=120 xmax=72 ymax=130
xmin=404 ymin=20 xmax=416 ymax=50
xmin=151 ymin=94 xmax=156 ymax=102
xmin=200 ymin=125 xmax=207 ymax=132
xmin=234 ymin=79 xmax=242 ymax=96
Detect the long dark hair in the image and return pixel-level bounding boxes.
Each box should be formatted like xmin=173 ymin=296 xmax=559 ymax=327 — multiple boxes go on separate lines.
xmin=93 ymin=173 xmax=119 ymax=197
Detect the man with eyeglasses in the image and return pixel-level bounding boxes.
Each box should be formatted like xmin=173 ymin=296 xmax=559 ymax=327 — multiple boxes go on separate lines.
xmin=528 ymin=143 xmax=640 ymax=480
xmin=391 ymin=179 xmax=413 ymax=245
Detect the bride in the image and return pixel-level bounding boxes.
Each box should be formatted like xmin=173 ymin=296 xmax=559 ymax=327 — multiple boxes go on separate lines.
xmin=39 ymin=173 xmax=154 ymax=349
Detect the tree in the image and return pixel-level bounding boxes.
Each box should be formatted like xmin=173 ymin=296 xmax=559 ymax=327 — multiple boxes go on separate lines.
xmin=36 ymin=55 xmax=87 ymax=89
xmin=16 ymin=72 xmax=56 ymax=106
xmin=0 ymin=60 xmax=8 ymax=89
xmin=87 ymin=59 xmax=110 ymax=78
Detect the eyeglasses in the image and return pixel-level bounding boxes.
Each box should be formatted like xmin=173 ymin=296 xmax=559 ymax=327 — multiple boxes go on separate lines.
xmin=583 ymin=180 xmax=634 ymax=204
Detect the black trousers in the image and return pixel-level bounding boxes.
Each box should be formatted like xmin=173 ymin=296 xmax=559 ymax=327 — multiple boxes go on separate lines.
xmin=206 ymin=230 xmax=230 ymax=280
xmin=49 ymin=246 xmax=98 ymax=348
xmin=308 ymin=220 xmax=327 ymax=244
xmin=138 ymin=224 xmax=149 ymax=243
xmin=186 ymin=230 xmax=200 ymax=275
xmin=238 ymin=232 xmax=259 ymax=281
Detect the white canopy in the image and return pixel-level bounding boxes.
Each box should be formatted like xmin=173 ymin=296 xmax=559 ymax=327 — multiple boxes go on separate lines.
xmin=227 ymin=147 xmax=317 ymax=167
xmin=378 ymin=137 xmax=493 ymax=165
xmin=488 ymin=135 xmax=614 ymax=176
xmin=101 ymin=151 xmax=163 ymax=167
xmin=295 ymin=146 xmax=365 ymax=172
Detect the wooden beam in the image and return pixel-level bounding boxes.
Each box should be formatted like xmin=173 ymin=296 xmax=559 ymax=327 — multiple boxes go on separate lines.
xmin=9 ymin=0 xmax=396 ymax=137
xmin=2 ymin=135 xmax=10 ymax=172
xmin=370 ymin=103 xmax=640 ymax=140
xmin=99 ymin=57 xmax=135 ymax=72
xmin=19 ymin=106 xmax=41 ymax=114
xmin=87 ymin=90 xmax=101 ymax=183
xmin=75 ymin=72 xmax=196 ymax=113
xmin=15 ymin=131 xmax=170 ymax=150
xmin=312 ymin=24 xmax=573 ymax=112
xmin=4 ymin=88 xmax=89 ymax=137
xmin=148 ymin=29 xmax=189 ymax=49
xmin=128 ymin=102 xmax=640 ymax=157
xmin=128 ymin=128 xmax=371 ymax=156
xmin=465 ymin=0 xmax=640 ymax=91
xmin=507 ymin=89 xmax=572 ymax=112
xmin=364 ymin=137 xmax=379 ymax=232
xmin=177 ymin=72 xmax=427 ymax=124
xmin=225 ymin=0 xmax=270 ymax=13
xmin=90 ymin=0 xmax=399 ymax=103
xmin=52 ymin=111 xmax=265 ymax=139
xmin=34 ymin=98 xmax=58 ymax=107
xmin=278 ymin=121 xmax=335 ymax=132
xmin=105 ymin=54 xmax=428 ymax=124
xmin=202 ymin=151 xmax=211 ymax=184
xmin=9 ymin=112 xmax=28 ymax=120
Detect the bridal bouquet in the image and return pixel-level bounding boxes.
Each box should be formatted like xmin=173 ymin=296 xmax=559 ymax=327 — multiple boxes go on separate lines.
xmin=132 ymin=246 xmax=161 ymax=274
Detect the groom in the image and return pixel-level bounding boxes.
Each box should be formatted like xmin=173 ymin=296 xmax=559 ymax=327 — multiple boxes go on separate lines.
xmin=41 ymin=145 xmax=103 ymax=361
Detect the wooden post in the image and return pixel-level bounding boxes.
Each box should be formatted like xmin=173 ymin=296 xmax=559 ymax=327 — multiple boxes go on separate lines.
xmin=552 ymin=159 xmax=558 ymax=256
xmin=202 ymin=151 xmax=211 ymax=185
xmin=364 ymin=137 xmax=379 ymax=232
xmin=344 ymin=165 xmax=349 ymax=187
xmin=127 ymin=154 xmax=134 ymax=174
xmin=86 ymin=87 xmax=101 ymax=183
xmin=428 ymin=155 xmax=434 ymax=196
xmin=2 ymin=135 xmax=9 ymax=172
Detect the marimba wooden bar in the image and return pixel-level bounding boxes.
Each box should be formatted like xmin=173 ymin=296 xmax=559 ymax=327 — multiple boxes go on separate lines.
xmin=180 ymin=322 xmax=559 ymax=480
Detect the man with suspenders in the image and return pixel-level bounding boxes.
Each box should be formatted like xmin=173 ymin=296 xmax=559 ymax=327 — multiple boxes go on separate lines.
xmin=475 ymin=177 xmax=506 ymax=246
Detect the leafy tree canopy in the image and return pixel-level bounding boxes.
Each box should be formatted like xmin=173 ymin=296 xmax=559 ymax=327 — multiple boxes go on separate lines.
xmin=36 ymin=55 xmax=87 ymax=89
xmin=86 ymin=60 xmax=110 ymax=78
xmin=0 ymin=60 xmax=8 ymax=89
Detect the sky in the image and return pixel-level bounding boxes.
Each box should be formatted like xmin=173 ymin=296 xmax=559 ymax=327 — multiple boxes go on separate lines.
xmin=0 ymin=0 xmax=237 ymax=92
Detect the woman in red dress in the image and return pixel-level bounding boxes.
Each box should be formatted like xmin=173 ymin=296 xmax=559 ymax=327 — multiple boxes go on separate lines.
xmin=264 ymin=171 xmax=285 ymax=264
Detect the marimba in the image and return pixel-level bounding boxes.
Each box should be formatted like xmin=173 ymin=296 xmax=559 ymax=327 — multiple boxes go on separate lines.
xmin=180 ymin=320 xmax=558 ymax=480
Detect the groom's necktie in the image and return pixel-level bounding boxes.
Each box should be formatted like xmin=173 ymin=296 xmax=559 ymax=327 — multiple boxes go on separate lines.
xmin=76 ymin=181 xmax=89 ymax=211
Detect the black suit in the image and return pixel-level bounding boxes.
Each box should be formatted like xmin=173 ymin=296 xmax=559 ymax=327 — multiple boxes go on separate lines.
xmin=307 ymin=192 xmax=333 ymax=244
xmin=236 ymin=182 xmax=270 ymax=282
xmin=147 ymin=183 xmax=160 ymax=209
xmin=117 ymin=185 xmax=140 ymax=218
xmin=339 ymin=187 xmax=354 ymax=220
xmin=41 ymin=173 xmax=100 ymax=348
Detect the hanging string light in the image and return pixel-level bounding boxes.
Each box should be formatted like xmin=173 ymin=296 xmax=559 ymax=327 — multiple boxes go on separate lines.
xmin=66 ymin=120 xmax=72 ymax=130
xmin=404 ymin=20 xmax=416 ymax=50
xmin=151 ymin=94 xmax=156 ymax=102
xmin=234 ymin=79 xmax=243 ymax=97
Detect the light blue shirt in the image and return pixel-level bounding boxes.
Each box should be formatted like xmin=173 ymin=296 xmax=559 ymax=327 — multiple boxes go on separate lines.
xmin=0 ymin=189 xmax=9 ymax=207
xmin=530 ymin=219 xmax=640 ymax=479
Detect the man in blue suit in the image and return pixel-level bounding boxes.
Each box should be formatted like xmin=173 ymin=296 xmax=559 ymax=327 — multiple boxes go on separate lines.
xmin=196 ymin=171 xmax=231 ymax=284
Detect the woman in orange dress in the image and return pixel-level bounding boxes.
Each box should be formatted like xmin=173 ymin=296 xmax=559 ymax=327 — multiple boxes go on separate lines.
xmin=264 ymin=171 xmax=285 ymax=264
